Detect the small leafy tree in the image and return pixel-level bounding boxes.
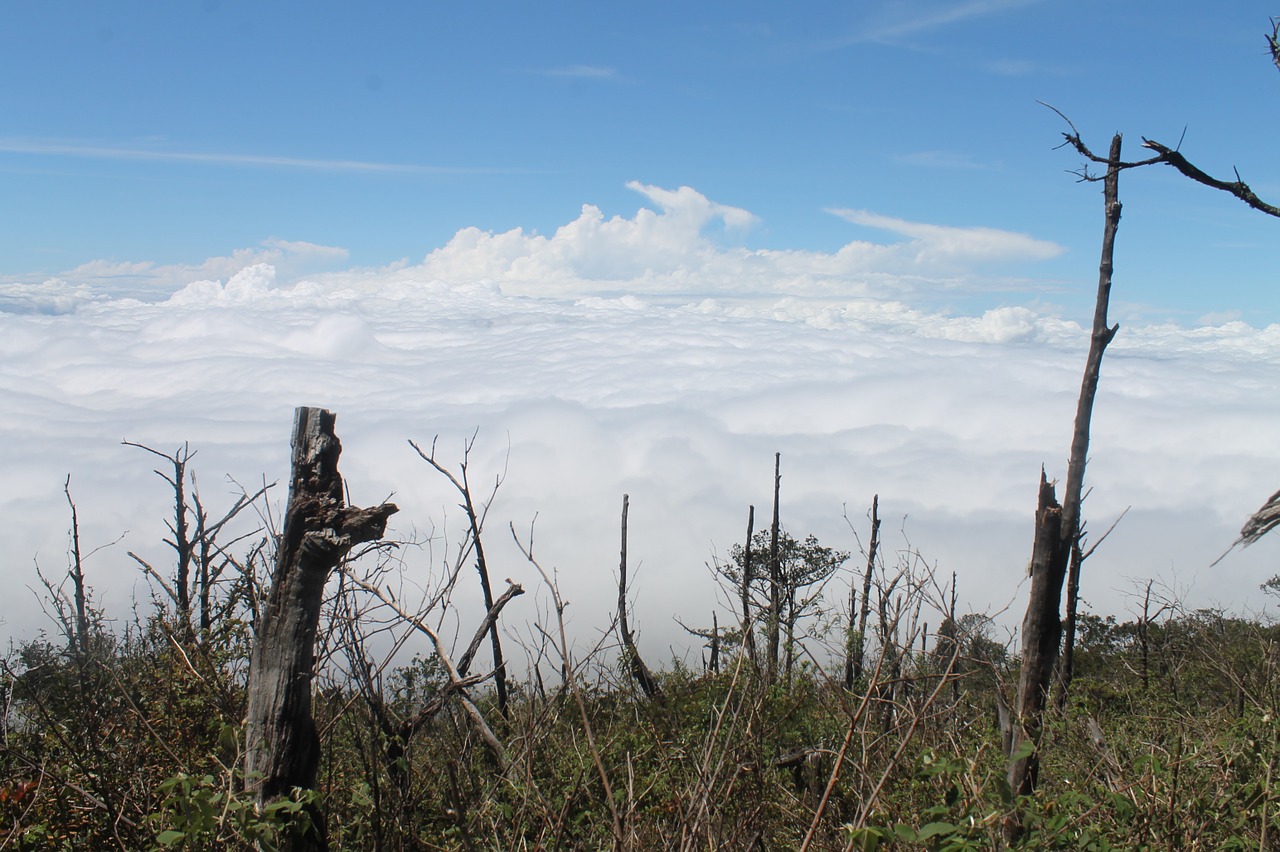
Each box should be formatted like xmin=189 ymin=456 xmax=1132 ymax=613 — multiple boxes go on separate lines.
xmin=720 ymin=530 xmax=849 ymax=681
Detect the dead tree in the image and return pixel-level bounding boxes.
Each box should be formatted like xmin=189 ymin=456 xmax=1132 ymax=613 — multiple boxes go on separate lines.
xmin=64 ymin=476 xmax=90 ymax=659
xmin=1008 ymin=136 xmax=1121 ymax=834
xmin=124 ymin=440 xmax=271 ymax=635
xmin=847 ymin=494 xmax=880 ymax=687
xmin=741 ymin=505 xmax=756 ymax=663
xmin=409 ymin=434 xmax=511 ymax=719
xmin=1055 ymin=506 xmax=1127 ymax=712
xmin=1047 ymin=92 xmax=1280 ymax=695
xmin=616 ymin=494 xmax=661 ymax=701
xmin=244 ymin=407 xmax=397 ymax=849
xmin=1007 ymin=471 xmax=1066 ymax=815
xmin=123 ymin=441 xmax=195 ymax=625
xmin=1007 ymin=133 xmax=1122 ymax=830
xmin=766 ymin=452 xmax=782 ymax=682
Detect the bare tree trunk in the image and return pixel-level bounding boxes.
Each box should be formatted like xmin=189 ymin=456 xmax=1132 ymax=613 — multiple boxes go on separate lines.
xmin=409 ymin=437 xmax=510 ymax=719
xmin=784 ymin=586 xmax=796 ymax=685
xmin=741 ymin=505 xmax=756 ymax=663
xmin=1006 ymin=472 xmax=1066 ymax=819
xmin=123 ymin=441 xmax=195 ymax=629
xmin=1007 ymin=136 xmax=1122 ymax=840
xmin=949 ymin=571 xmax=959 ymax=704
xmin=63 ymin=476 xmax=89 ymax=658
xmin=710 ymin=610 xmax=720 ymax=675
xmin=1139 ymin=579 xmax=1154 ymax=693
xmin=767 ymin=452 xmax=782 ymax=682
xmin=1054 ymin=132 xmax=1123 ymax=710
xmin=617 ymin=494 xmax=661 ymax=701
xmin=850 ymin=495 xmax=880 ymax=686
xmin=1053 ymin=538 xmax=1084 ymax=712
xmin=244 ymin=407 xmax=397 ymax=849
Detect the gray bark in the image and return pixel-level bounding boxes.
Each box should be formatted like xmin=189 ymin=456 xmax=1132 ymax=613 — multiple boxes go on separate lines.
xmin=617 ymin=494 xmax=662 ymax=701
xmin=1007 ymin=136 xmax=1122 ymax=841
xmin=244 ymin=407 xmax=397 ymax=848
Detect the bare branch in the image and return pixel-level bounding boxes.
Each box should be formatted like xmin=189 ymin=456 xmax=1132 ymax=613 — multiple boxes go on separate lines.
xmin=1140 ymin=138 xmax=1280 ymax=218
xmin=1270 ymin=17 xmax=1280 ymax=73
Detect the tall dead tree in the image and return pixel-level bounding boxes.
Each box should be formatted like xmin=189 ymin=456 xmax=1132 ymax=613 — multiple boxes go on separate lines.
xmin=616 ymin=494 xmax=661 ymax=701
xmin=64 ymin=477 xmax=90 ymax=659
xmin=1007 ymin=133 xmax=1122 ymax=831
xmin=1049 ymin=85 xmax=1280 ymax=698
xmin=244 ymin=407 xmax=397 ymax=849
xmin=766 ymin=452 xmax=782 ymax=682
xmin=123 ymin=440 xmax=271 ymax=636
xmin=741 ymin=505 xmax=756 ymax=662
xmin=847 ymin=494 xmax=880 ymax=687
xmin=409 ymin=435 xmax=511 ymax=719
xmin=1007 ymin=471 xmax=1066 ymax=812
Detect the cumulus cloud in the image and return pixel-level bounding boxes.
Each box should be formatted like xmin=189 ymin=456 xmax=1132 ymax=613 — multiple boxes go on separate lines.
xmin=2 ymin=240 xmax=351 ymax=312
xmin=0 ymin=183 xmax=1276 ymax=661
xmin=405 ymin=183 xmax=1063 ymax=302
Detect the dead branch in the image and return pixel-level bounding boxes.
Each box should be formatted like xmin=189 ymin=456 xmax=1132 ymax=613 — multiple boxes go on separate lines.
xmin=409 ymin=433 xmax=511 ymax=718
xmin=1140 ymin=138 xmax=1280 ymax=218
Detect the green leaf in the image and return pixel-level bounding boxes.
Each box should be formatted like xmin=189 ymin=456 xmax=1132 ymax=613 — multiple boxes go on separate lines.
xmin=916 ymin=821 xmax=958 ymax=840
xmin=893 ymin=824 xmax=919 ymax=842
xmin=155 ymin=829 xmax=186 ymax=846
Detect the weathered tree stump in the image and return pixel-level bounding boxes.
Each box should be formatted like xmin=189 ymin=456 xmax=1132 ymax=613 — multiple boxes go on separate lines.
xmin=244 ymin=407 xmax=397 ymax=849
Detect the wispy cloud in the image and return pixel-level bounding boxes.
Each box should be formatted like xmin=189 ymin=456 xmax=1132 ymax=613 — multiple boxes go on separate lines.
xmin=829 ymin=208 xmax=1064 ymax=262
xmin=984 ymin=58 xmax=1069 ymax=77
xmin=835 ymin=0 xmax=1040 ymax=46
xmin=534 ymin=65 xmax=618 ymax=79
xmin=895 ymin=150 xmax=997 ymax=171
xmin=0 ymin=138 xmax=488 ymax=174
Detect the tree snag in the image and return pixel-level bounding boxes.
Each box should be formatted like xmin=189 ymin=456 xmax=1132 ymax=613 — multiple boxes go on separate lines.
xmin=617 ymin=494 xmax=661 ymax=701
xmin=409 ymin=435 xmax=511 ymax=719
xmin=741 ymin=504 xmax=756 ymax=663
xmin=848 ymin=494 xmax=879 ymax=687
xmin=767 ymin=452 xmax=782 ymax=682
xmin=1007 ymin=471 xmax=1065 ymax=809
xmin=1008 ymin=134 xmax=1122 ymax=838
xmin=244 ymin=407 xmax=397 ymax=848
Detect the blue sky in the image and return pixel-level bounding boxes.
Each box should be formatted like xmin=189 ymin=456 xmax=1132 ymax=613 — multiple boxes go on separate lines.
xmin=3 ymin=1 xmax=1276 ymax=324
xmin=3 ymin=1 xmax=1280 ymax=648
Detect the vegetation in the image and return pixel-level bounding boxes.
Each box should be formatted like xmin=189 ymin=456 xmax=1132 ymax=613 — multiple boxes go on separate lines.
xmin=3 ymin=20 xmax=1278 ymax=849
xmin=4 ymin=435 xmax=1280 ymax=851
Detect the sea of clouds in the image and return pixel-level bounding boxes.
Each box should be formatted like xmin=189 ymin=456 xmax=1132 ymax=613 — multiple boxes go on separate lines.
xmin=4 ymin=182 xmax=1279 ymax=665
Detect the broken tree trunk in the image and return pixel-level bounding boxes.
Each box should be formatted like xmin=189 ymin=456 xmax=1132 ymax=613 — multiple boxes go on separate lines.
xmin=617 ymin=494 xmax=662 ymax=701
xmin=244 ymin=407 xmax=397 ymax=849
xmin=849 ymin=494 xmax=880 ymax=687
xmin=1007 ymin=471 xmax=1066 ymax=809
xmin=1008 ymin=134 xmax=1122 ymax=839
xmin=741 ymin=505 xmax=757 ymax=663
xmin=1054 ymin=132 xmax=1123 ymax=710
xmin=767 ymin=452 xmax=782 ymax=682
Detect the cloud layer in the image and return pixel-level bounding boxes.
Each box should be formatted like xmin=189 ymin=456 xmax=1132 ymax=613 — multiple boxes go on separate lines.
xmin=3 ymin=183 xmax=1278 ymax=660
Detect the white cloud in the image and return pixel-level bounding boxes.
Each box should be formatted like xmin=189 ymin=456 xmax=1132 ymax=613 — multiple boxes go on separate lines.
xmin=854 ymin=0 xmax=1040 ymax=43
xmin=829 ymin=208 xmax=1065 ymax=265
xmin=0 ymin=137 xmax=474 ymax=174
xmin=0 ymin=183 xmax=1276 ymax=663
xmin=895 ymin=150 xmax=997 ymax=171
xmin=2 ymin=240 xmax=351 ymax=310
xmin=536 ymin=65 xmax=618 ymax=79
xmin=406 ymin=184 xmax=1061 ymax=302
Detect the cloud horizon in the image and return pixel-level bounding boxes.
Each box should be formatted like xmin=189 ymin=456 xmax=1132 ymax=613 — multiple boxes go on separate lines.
xmin=3 ymin=182 xmax=1277 ymax=662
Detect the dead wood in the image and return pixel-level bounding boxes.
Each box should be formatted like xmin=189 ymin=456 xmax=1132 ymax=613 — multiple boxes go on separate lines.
xmin=243 ymin=407 xmax=397 ymax=849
